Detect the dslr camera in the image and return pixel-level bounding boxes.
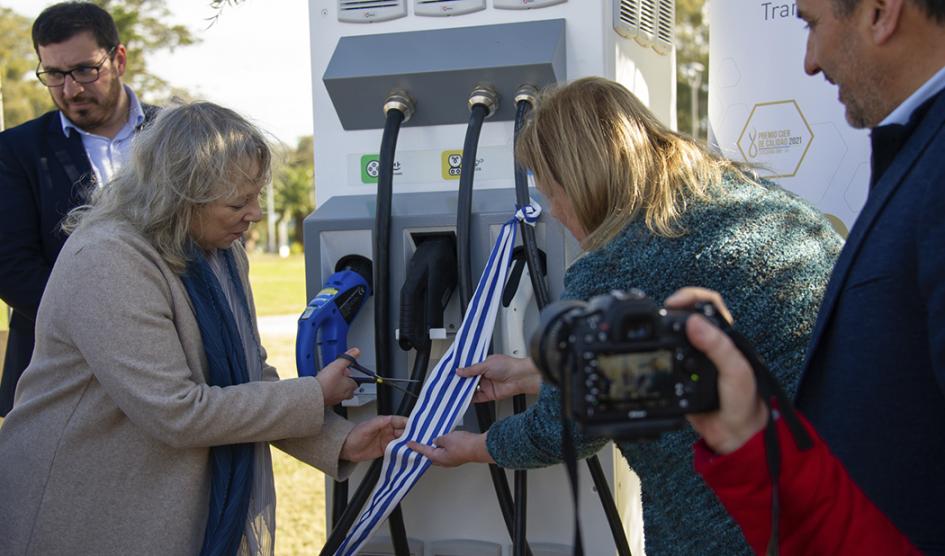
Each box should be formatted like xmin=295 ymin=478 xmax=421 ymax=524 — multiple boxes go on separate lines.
xmin=529 ymin=289 xmax=722 ymax=440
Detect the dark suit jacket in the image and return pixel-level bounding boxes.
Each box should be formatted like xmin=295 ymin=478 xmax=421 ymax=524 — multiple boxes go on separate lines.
xmin=0 ymin=105 xmax=157 ymax=416
xmin=796 ymin=89 xmax=945 ymax=554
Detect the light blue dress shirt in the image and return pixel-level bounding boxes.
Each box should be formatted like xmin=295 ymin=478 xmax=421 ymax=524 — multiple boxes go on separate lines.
xmin=881 ymin=63 xmax=945 ymax=126
xmin=59 ymin=85 xmax=146 ymax=187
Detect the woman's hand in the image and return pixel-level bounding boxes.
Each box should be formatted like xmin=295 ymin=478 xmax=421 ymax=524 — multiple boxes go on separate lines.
xmin=407 ymin=431 xmax=495 ymax=467
xmin=340 ymin=415 xmax=409 ymax=462
xmin=664 ymin=287 xmax=734 ymax=325
xmin=457 ymin=354 xmax=542 ymax=403
xmin=316 ymin=348 xmax=359 ymax=407
xmin=665 ymin=288 xmax=768 ymax=455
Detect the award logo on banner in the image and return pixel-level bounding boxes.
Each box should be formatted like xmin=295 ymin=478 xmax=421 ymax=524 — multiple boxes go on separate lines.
xmin=736 ymin=100 xmax=814 ymax=178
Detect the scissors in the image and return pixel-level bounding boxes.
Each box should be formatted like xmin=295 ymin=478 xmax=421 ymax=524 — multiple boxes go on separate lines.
xmin=337 ymin=353 xmax=419 ymax=399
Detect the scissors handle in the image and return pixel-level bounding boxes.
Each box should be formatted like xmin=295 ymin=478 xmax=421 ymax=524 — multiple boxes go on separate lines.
xmin=336 ymin=354 xmax=419 ymax=398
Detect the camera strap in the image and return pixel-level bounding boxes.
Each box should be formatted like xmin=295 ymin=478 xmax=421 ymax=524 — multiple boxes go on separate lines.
xmin=722 ymin=328 xmax=814 ymax=556
xmin=559 ymin=350 xmax=587 ymax=556
xmin=558 ymin=322 xmax=811 ymax=556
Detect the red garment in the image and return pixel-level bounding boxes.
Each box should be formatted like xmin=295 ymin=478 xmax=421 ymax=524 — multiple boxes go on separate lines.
xmin=694 ymin=413 xmax=920 ymax=555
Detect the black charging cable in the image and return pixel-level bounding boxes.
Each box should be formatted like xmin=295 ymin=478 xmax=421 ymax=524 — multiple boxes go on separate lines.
xmin=374 ymin=98 xmax=411 ymax=556
xmin=512 ymin=94 xmax=551 ymax=311
xmin=510 ymin=93 xmax=537 ymax=556
xmin=512 ymin=91 xmax=633 ymax=556
xmin=457 ymin=88 xmax=534 ymax=556
xmin=320 ymin=95 xmax=414 ymax=556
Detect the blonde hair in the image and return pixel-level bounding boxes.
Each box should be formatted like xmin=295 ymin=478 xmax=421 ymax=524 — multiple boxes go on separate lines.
xmin=64 ymin=101 xmax=271 ymax=273
xmin=516 ymin=77 xmax=752 ymax=251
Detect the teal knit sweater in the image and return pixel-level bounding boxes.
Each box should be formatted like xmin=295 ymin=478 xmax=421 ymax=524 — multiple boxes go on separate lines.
xmin=486 ymin=175 xmax=843 ymax=555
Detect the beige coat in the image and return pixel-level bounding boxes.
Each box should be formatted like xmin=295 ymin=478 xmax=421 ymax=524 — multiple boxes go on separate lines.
xmin=0 ymin=220 xmax=354 ymax=555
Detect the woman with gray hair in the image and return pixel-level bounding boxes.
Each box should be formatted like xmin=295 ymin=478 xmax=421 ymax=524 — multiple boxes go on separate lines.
xmin=0 ymin=101 xmax=405 ymax=556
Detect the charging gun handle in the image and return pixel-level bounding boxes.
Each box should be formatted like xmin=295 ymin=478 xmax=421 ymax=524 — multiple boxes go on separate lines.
xmin=296 ymin=304 xmax=350 ymax=377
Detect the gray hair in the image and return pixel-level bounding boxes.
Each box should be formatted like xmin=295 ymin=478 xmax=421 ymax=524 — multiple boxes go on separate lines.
xmin=64 ymin=101 xmax=272 ymax=273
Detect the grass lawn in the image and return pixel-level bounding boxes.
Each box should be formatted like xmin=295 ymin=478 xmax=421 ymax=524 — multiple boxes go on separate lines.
xmin=247 ymin=253 xmax=309 ymax=316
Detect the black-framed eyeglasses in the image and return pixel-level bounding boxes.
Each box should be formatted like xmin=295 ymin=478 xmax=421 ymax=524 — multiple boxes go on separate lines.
xmin=35 ymin=47 xmax=116 ymax=88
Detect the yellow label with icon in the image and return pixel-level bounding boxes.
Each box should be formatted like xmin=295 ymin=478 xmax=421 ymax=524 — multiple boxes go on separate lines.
xmin=441 ymin=150 xmax=464 ymax=181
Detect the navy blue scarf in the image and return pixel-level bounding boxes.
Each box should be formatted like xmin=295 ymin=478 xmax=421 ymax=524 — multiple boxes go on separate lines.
xmin=181 ymin=247 xmax=255 ymax=556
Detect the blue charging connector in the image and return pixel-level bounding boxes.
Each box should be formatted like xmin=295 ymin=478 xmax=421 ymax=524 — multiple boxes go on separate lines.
xmin=296 ymin=254 xmax=373 ymax=379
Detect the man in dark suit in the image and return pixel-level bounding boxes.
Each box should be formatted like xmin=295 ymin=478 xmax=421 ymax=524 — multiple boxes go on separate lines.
xmin=793 ymin=0 xmax=945 ymax=552
xmin=0 ymin=2 xmax=156 ymax=416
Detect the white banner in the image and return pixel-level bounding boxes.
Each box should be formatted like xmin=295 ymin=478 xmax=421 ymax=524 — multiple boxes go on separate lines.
xmin=708 ymin=1 xmax=870 ymax=231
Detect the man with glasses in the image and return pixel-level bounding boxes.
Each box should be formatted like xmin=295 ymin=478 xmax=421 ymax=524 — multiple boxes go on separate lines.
xmin=0 ymin=2 xmax=157 ymax=416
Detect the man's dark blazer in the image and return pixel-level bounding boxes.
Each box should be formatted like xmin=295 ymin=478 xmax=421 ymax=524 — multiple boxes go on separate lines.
xmin=0 ymin=105 xmax=157 ymax=416
xmin=796 ymin=88 xmax=945 ymax=554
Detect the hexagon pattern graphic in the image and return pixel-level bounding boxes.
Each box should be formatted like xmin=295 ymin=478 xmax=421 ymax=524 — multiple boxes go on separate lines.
xmin=737 ymin=100 xmax=814 ymax=178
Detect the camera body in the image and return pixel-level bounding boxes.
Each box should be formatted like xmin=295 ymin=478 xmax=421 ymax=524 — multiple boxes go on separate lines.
xmin=530 ymin=289 xmax=721 ymax=439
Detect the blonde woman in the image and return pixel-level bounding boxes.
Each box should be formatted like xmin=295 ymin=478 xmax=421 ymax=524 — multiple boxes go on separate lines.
xmin=0 ymin=102 xmax=405 ymax=556
xmin=411 ymin=77 xmax=842 ymax=554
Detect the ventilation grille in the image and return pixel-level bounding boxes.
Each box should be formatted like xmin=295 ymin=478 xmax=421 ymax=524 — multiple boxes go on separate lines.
xmin=617 ymin=0 xmax=640 ymax=29
xmin=614 ymin=0 xmax=674 ymax=55
xmin=338 ymin=0 xmax=407 ymax=23
xmin=494 ymin=0 xmax=567 ymax=8
xmin=656 ymin=0 xmax=674 ymax=52
xmin=415 ymin=0 xmax=485 ymax=16
xmin=640 ymin=0 xmax=656 ymax=39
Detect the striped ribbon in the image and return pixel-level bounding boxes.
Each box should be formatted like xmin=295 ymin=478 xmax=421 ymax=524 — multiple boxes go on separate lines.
xmin=336 ymin=203 xmax=541 ymax=555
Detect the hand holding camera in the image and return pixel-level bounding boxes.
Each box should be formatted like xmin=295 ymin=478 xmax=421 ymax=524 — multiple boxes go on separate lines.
xmin=530 ymin=288 xmax=728 ymax=440
xmin=530 ymin=286 xmax=771 ymax=451
xmin=665 ymin=288 xmax=768 ymax=455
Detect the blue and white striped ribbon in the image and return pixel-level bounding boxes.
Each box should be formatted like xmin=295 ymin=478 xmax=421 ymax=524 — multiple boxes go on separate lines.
xmin=336 ymin=203 xmax=541 ymax=555
xmin=515 ymin=202 xmax=542 ymax=226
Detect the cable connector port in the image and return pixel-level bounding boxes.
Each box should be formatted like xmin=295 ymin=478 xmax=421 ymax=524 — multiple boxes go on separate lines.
xmin=384 ymin=90 xmax=415 ymax=123
xmin=514 ymin=84 xmax=539 ymax=108
xmin=467 ymin=85 xmax=499 ymax=118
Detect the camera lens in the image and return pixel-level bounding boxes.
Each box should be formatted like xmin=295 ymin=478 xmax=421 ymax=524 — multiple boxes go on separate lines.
xmin=531 ymin=300 xmax=585 ymax=387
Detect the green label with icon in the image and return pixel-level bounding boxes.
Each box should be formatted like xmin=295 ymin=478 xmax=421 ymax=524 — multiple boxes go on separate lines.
xmin=360 ymin=154 xmax=380 ymax=184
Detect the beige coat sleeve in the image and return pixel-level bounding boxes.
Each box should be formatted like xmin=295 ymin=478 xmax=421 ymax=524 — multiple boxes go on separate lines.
xmin=61 ymin=236 xmax=343 ymax=458
xmin=231 ymin=241 xmax=356 ymax=479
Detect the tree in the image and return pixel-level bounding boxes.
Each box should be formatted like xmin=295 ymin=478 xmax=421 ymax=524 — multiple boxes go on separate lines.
xmin=97 ymin=0 xmax=199 ymax=104
xmin=265 ymin=136 xmax=315 ymax=250
xmin=0 ymin=8 xmax=53 ymax=129
xmin=676 ymin=0 xmax=709 ymax=140
xmin=0 ymin=1 xmax=198 ymax=129
xmin=207 ymin=0 xmax=245 ymax=26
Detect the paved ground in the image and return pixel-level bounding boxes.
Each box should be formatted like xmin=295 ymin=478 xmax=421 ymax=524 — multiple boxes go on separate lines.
xmin=258 ymin=314 xmax=298 ymax=337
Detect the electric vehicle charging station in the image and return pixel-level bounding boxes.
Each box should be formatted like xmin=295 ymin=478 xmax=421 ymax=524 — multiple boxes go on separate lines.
xmin=303 ymin=2 xmax=677 ymax=554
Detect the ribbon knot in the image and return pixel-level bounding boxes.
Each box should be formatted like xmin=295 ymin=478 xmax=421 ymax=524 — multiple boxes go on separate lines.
xmin=515 ymin=201 xmax=543 ymax=226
